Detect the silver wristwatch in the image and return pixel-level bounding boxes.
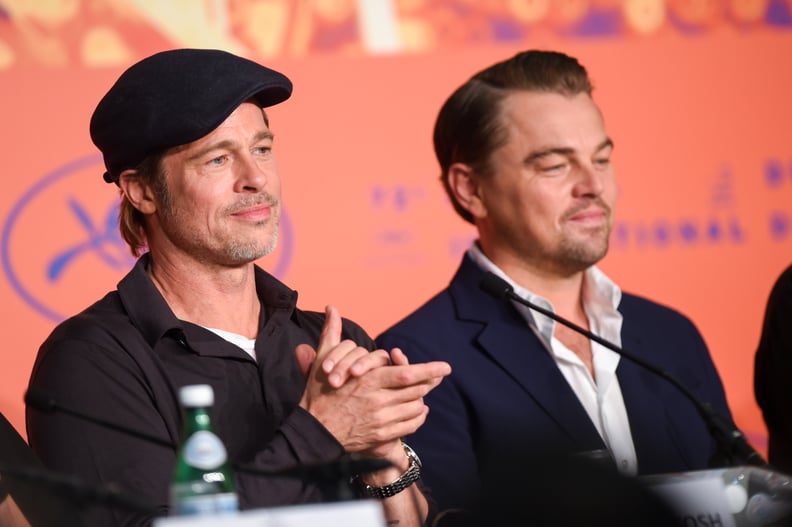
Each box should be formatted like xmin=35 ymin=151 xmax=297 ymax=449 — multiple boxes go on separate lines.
xmin=358 ymin=442 xmax=422 ymax=499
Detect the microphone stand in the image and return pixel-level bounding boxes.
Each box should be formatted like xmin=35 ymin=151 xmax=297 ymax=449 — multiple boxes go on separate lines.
xmin=479 ymin=272 xmax=766 ymax=468
xmin=0 ymin=465 xmax=158 ymax=514
xmin=26 ymin=387 xmax=395 ymax=503
xmin=25 ymin=388 xmax=175 ymax=449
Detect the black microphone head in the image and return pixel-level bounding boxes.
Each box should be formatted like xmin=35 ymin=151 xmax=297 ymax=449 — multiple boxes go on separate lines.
xmin=24 ymin=387 xmax=57 ymax=413
xmin=479 ymin=272 xmax=514 ymax=300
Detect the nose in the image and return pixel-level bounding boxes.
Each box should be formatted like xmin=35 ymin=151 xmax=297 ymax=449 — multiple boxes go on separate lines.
xmin=235 ymin=153 xmax=273 ymax=193
xmin=573 ymin=162 xmax=605 ymax=198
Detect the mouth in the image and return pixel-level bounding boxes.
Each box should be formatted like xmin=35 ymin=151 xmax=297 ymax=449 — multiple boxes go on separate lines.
xmin=226 ymin=196 xmax=278 ymax=223
xmin=565 ymin=205 xmax=610 ymax=227
xmin=570 ymin=209 xmax=605 ymax=220
xmin=230 ymin=203 xmax=275 ymax=222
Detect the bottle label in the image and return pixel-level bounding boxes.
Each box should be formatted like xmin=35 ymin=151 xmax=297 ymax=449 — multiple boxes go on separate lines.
xmin=172 ymin=491 xmax=239 ymax=516
xmin=183 ymin=430 xmax=228 ymax=470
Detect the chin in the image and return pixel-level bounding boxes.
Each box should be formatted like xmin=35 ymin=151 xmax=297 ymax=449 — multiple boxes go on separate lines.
xmin=560 ymin=241 xmax=609 ymax=270
xmin=229 ymin=231 xmax=278 ymax=262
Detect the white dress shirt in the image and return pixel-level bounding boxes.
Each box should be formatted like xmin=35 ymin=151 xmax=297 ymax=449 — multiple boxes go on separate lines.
xmin=468 ymin=244 xmax=638 ymax=475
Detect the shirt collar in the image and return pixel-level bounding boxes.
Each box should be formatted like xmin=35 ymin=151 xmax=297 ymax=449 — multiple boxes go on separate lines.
xmin=117 ymin=253 xmax=298 ymax=350
xmin=466 ymin=241 xmax=622 ymax=345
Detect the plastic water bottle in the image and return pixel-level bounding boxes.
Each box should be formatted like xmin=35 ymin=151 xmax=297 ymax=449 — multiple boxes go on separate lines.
xmin=169 ymin=384 xmax=239 ymax=516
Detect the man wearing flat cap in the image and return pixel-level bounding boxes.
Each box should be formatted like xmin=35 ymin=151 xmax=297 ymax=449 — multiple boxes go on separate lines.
xmin=26 ymin=48 xmax=450 ymax=527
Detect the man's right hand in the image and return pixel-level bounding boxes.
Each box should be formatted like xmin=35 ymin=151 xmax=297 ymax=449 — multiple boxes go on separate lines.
xmin=296 ymin=305 xmax=451 ymax=456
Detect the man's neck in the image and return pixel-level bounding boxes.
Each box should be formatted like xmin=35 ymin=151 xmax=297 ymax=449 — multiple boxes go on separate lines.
xmin=479 ymin=247 xmax=594 ymax=372
xmin=478 ymin=244 xmax=589 ymax=324
xmin=512 ymin=269 xmax=587 ymax=324
xmin=146 ymin=253 xmax=261 ymax=338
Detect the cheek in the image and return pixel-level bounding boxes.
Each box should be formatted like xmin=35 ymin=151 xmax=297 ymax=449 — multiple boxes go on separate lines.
xmin=272 ymin=201 xmax=282 ymax=222
xmin=509 ymin=198 xmax=552 ymax=235
xmin=604 ymin=176 xmax=619 ymax=207
xmin=523 ymin=186 xmax=562 ymax=220
xmin=269 ymin=177 xmax=282 ymax=199
xmin=170 ymin=191 xmax=219 ymax=227
xmin=268 ymin=166 xmax=282 ymax=195
xmin=258 ymin=157 xmax=281 ymax=188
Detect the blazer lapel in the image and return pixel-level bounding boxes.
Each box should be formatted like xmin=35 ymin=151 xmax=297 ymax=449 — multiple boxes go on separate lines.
xmin=618 ymin=327 xmax=689 ymax=472
xmin=450 ymin=257 xmax=604 ymax=451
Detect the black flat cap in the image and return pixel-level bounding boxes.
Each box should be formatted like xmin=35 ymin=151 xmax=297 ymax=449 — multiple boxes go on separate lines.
xmin=90 ymin=48 xmax=293 ymax=184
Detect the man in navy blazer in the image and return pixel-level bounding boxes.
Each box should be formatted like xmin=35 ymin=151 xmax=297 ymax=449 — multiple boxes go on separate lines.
xmin=376 ymin=50 xmax=736 ymax=515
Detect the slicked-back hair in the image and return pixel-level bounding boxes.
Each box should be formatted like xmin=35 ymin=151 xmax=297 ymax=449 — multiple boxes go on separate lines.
xmin=434 ymin=50 xmax=594 ymax=224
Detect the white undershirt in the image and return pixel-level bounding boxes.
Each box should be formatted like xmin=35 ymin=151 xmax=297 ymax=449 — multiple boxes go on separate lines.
xmin=205 ymin=327 xmax=257 ymax=361
xmin=468 ymin=244 xmax=638 ymax=476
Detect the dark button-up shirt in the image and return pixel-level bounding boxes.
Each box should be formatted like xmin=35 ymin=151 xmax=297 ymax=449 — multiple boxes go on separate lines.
xmin=26 ymin=254 xmax=374 ymax=527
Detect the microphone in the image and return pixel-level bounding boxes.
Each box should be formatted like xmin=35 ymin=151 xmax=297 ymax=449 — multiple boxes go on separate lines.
xmin=479 ymin=271 xmax=766 ymax=468
xmin=26 ymin=387 xmax=395 ymax=493
xmin=0 ymin=465 xmax=158 ymax=514
xmin=25 ymin=387 xmax=176 ymax=449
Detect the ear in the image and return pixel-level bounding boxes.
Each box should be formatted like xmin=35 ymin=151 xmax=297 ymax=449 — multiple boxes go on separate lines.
xmin=448 ymin=162 xmax=487 ymax=220
xmin=118 ymin=169 xmax=157 ymax=214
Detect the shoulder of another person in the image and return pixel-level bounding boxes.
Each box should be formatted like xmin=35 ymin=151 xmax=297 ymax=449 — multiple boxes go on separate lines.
xmin=767 ymin=265 xmax=792 ymax=306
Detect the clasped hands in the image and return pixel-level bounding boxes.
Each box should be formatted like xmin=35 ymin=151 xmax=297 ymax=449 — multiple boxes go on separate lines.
xmin=296 ymin=305 xmax=450 ymax=479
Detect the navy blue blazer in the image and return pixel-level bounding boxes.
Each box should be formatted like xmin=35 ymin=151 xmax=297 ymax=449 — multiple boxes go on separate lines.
xmin=376 ymin=255 xmax=733 ymax=511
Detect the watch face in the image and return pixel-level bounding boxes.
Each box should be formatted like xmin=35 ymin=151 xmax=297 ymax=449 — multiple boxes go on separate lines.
xmin=403 ymin=442 xmax=422 ymax=469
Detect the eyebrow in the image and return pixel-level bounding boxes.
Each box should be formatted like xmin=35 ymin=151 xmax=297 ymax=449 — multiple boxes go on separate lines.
xmin=186 ymin=130 xmax=275 ymax=162
xmin=524 ymin=137 xmax=614 ymax=164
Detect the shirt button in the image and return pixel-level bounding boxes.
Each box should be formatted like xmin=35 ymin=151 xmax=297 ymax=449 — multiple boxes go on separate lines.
xmin=621 ymin=460 xmax=629 ymax=469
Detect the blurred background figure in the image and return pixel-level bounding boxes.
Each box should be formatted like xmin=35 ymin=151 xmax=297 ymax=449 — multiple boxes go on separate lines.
xmin=1 ymin=411 xmax=81 ymax=527
xmin=755 ymin=264 xmax=792 ymax=475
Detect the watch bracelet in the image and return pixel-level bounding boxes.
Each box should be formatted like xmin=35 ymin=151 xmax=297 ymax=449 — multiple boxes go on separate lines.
xmin=358 ymin=460 xmax=421 ymax=499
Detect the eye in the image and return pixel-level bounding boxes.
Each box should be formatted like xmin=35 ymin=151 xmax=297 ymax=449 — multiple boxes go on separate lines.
xmin=530 ymin=151 xmax=570 ymax=176
xmin=593 ymin=156 xmax=611 ymax=169
xmin=537 ymin=162 xmax=569 ymax=176
xmin=253 ymin=145 xmax=272 ymax=156
xmin=208 ymin=155 xmax=228 ymax=167
xmin=593 ymin=142 xmax=614 ymax=169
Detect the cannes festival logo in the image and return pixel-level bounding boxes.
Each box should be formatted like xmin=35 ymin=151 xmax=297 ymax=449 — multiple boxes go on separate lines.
xmin=1 ymin=155 xmax=293 ymax=323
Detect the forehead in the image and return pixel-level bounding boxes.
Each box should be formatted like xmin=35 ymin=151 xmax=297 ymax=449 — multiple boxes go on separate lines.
xmin=498 ymin=90 xmax=607 ymax=148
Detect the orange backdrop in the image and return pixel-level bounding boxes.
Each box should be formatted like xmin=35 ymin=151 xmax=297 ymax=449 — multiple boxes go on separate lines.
xmin=2 ymin=0 xmax=792 ymax=458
